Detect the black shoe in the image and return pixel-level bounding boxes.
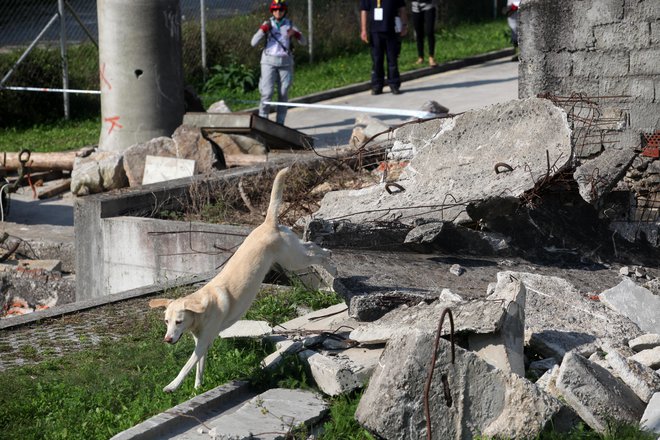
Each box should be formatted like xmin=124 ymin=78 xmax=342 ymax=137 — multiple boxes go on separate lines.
xmin=371 ymin=88 xmax=383 ymax=95
xmin=391 ymin=86 xmax=401 ymax=95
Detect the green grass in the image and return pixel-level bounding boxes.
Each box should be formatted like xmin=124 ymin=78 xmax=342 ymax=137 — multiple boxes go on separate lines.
xmin=0 ymin=19 xmax=511 ymax=154
xmin=0 ymin=285 xmax=341 ymax=440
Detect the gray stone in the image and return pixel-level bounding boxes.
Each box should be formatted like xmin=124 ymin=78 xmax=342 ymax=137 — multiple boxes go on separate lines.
xmin=206 ymin=99 xmax=231 ymax=113
xmin=641 ymin=392 xmax=660 ymax=437
xmin=439 ymin=288 xmax=463 ymax=302
xmin=599 ymin=278 xmax=660 ymax=334
xmin=529 ymin=358 xmax=559 ymax=378
xmin=206 ymin=388 xmax=328 ymax=439
xmin=631 ymin=346 xmax=660 ymax=370
xmin=311 ymin=98 xmax=571 ymax=226
xmin=605 ymin=347 xmax=660 ymax=403
xmin=261 ymin=340 xmax=303 ymax=370
xmin=468 ymin=275 xmax=526 ymax=376
xmin=355 ymin=329 xmax=562 ymax=440
xmin=555 ymin=352 xmax=645 ymax=433
xmin=449 ymin=264 xmax=465 ymax=276
xmin=71 ymin=151 xmax=127 ymax=196
xmin=630 ymin=334 xmax=660 ymax=352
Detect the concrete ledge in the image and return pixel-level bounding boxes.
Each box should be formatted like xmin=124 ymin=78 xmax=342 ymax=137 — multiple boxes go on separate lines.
xmin=110 ymin=380 xmax=254 ymax=440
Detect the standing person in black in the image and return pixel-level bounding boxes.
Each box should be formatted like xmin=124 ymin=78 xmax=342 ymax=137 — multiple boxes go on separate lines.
xmin=360 ymin=0 xmax=408 ymax=95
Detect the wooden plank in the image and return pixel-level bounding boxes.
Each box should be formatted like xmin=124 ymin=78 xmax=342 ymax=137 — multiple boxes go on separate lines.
xmin=37 ymin=179 xmax=72 ymax=200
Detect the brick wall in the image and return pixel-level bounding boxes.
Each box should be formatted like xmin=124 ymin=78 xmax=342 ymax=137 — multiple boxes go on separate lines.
xmin=518 ymin=0 xmax=660 ymax=246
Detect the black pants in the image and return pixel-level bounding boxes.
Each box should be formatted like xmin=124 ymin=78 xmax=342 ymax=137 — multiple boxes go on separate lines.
xmin=370 ymin=31 xmax=401 ymax=91
xmin=412 ymin=7 xmax=436 ymax=58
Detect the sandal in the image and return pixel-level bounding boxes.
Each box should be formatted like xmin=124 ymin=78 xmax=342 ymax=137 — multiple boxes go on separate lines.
xmin=415 ymin=58 xmax=424 ymax=65
xmin=429 ymin=57 xmax=438 ymax=67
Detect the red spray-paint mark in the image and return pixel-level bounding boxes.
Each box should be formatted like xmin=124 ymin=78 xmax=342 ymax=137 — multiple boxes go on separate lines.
xmin=100 ymin=63 xmax=112 ymax=90
xmin=104 ymin=116 xmax=123 ymax=134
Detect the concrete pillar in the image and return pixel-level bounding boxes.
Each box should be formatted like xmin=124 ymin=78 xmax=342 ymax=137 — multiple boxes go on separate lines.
xmin=97 ymin=0 xmax=184 ymax=152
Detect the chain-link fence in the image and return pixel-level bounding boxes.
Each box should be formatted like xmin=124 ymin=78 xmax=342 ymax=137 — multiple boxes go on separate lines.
xmin=0 ymin=0 xmax=502 ymax=125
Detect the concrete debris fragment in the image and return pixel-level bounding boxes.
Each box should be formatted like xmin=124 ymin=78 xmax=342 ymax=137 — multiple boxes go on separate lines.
xmin=599 ymin=278 xmax=660 ymax=334
xmin=449 ymin=264 xmax=465 ymax=276
xmin=604 ymin=346 xmax=660 ymax=403
xmin=554 ymin=352 xmax=646 ymax=433
xmin=219 ymin=320 xmax=272 ymax=338
xmin=630 ymin=334 xmax=660 ymax=352
xmin=641 ymin=393 xmax=660 ymax=437
xmin=630 ymin=346 xmax=660 ymax=370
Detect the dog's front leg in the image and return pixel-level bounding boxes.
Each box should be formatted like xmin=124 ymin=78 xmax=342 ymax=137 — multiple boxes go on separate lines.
xmin=164 ymin=341 xmax=210 ymax=393
xmin=195 ymin=352 xmax=207 ymax=389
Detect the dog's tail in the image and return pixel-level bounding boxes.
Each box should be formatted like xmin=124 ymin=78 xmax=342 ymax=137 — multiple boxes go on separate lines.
xmin=265 ymin=167 xmax=289 ymax=226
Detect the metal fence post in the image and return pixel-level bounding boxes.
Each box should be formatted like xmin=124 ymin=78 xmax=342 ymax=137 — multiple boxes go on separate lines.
xmin=58 ymin=0 xmax=70 ymax=119
xmin=200 ymin=0 xmax=207 ymax=81
xmin=308 ymin=0 xmax=313 ymax=63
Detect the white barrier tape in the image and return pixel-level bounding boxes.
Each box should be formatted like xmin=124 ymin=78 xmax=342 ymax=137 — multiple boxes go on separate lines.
xmin=265 ymin=101 xmax=433 ymax=118
xmin=0 ymin=86 xmax=101 ymax=94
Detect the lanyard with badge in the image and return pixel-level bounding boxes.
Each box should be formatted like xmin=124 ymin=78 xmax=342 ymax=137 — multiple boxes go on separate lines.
xmin=374 ymin=0 xmax=383 ymax=21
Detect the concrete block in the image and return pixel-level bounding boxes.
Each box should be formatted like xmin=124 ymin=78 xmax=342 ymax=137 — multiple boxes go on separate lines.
xmin=299 ymin=347 xmax=379 ymax=396
xmin=631 ymin=346 xmax=660 ymax=369
xmin=652 ymin=21 xmax=660 ymax=46
xmin=556 ymin=352 xmax=645 ymax=433
xmin=594 ymin=21 xmax=650 ymax=51
xmin=572 ymin=50 xmax=630 ymax=78
xmin=631 ymin=0 xmax=660 ymax=21
xmin=142 ymin=155 xmax=195 ymax=185
xmin=356 ymin=328 xmax=562 ymax=440
xmin=641 ymin=392 xmax=660 ymax=436
xmin=585 ymin=0 xmax=624 ymax=25
xmin=574 ymin=147 xmax=637 ymax=204
xmin=599 ymin=77 xmax=655 ymax=103
xmin=629 ymin=101 xmax=660 ymax=132
xmin=630 ymin=48 xmax=660 ymax=75
xmin=630 ymin=333 xmax=660 ymax=352
xmin=605 ymin=347 xmax=660 ymax=403
xmin=599 ymin=278 xmax=660 ymax=334
xmin=219 ymin=320 xmax=272 ymax=338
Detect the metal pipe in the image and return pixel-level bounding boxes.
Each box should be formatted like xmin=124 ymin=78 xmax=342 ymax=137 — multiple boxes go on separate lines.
xmin=200 ymin=0 xmax=207 ymax=81
xmin=308 ymin=0 xmax=313 ymax=63
xmin=58 ymin=0 xmax=71 ymax=120
xmin=0 ymin=13 xmax=59 ymax=87
xmin=0 ymin=85 xmax=100 ymax=94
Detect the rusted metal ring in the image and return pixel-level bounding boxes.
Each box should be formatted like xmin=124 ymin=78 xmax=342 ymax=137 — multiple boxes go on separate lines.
xmin=18 ymin=149 xmax=30 ymax=165
xmin=385 ymin=182 xmax=405 ymax=194
xmin=494 ymin=162 xmax=513 ymax=174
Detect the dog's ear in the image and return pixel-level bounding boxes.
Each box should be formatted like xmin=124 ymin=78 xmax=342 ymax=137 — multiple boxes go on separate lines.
xmin=183 ymin=296 xmax=208 ymax=314
xmin=149 ymin=298 xmax=173 ymax=309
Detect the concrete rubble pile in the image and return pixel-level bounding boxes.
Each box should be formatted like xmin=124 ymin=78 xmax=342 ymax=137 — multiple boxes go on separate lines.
xmin=214 ymin=97 xmax=660 ymax=438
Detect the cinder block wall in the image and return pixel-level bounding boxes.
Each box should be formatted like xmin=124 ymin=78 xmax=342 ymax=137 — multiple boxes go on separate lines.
xmin=518 ymin=0 xmax=660 ymax=245
xmin=519 ymin=0 xmax=659 ymax=135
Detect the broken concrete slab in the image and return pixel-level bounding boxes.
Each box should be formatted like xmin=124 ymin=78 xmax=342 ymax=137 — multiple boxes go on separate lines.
xmin=641 ymin=392 xmax=660 ymax=437
xmin=605 ymin=347 xmax=660 ymax=403
xmin=504 ymin=272 xmax=643 ymax=361
xmin=311 ymin=98 xmax=572 ymax=227
xmin=219 ymin=320 xmax=272 ymax=338
xmin=273 ymin=303 xmax=357 ymax=334
xmin=599 ymin=278 xmax=660 ymax=334
xmin=355 ymin=328 xmax=563 ymax=440
xmin=200 ymin=388 xmax=328 ymax=440
xmin=630 ymin=333 xmax=660 ymax=352
xmin=468 ymin=274 xmax=526 ymax=376
xmin=555 ymin=352 xmax=646 ymax=433
xmin=349 ymin=298 xmax=506 ymax=345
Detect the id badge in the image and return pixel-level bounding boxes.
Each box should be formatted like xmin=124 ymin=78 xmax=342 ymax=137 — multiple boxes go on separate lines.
xmin=374 ymin=8 xmax=383 ymax=21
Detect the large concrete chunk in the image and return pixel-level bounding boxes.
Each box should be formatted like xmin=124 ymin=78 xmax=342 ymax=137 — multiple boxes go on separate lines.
xmin=504 ymin=272 xmax=643 ymax=360
xmin=349 ymin=299 xmax=506 ymax=345
xmin=641 ymin=393 xmax=660 ymax=437
xmin=355 ymin=329 xmax=562 ymax=440
xmin=605 ymin=347 xmax=660 ymax=403
xmin=311 ymin=98 xmax=571 ymax=226
xmin=599 ymin=278 xmax=660 ymax=334
xmin=555 ymin=352 xmax=646 ymax=433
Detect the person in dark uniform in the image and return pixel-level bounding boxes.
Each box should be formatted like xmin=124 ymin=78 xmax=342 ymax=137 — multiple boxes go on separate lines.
xmin=360 ymin=0 xmax=408 ymax=95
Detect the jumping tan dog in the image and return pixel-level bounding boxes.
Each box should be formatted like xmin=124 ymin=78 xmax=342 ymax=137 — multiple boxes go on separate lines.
xmin=149 ymin=167 xmax=332 ymax=392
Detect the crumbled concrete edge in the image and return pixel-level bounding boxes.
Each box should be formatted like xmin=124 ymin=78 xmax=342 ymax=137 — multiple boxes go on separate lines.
xmin=110 ymin=381 xmax=252 ymax=440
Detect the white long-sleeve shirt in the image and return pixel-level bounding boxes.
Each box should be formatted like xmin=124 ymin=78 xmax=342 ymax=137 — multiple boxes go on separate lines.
xmin=251 ymin=17 xmax=306 ymax=59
